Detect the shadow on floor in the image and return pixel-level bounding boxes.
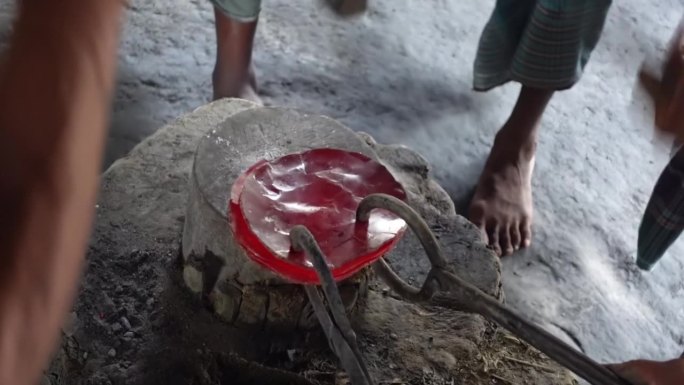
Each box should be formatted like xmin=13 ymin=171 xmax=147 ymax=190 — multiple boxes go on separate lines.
xmin=105 ymin=65 xmax=178 ymax=168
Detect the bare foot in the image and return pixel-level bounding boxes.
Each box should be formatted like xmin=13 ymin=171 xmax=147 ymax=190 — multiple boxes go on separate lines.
xmin=237 ymin=83 xmax=262 ymax=105
xmin=469 ymin=128 xmax=535 ymax=256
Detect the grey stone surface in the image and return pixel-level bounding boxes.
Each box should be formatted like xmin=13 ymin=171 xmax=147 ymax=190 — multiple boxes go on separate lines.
xmin=360 ymin=133 xmax=502 ymax=299
xmin=181 ymin=105 xmax=500 ymax=333
xmin=184 ymin=107 xmax=378 ymax=285
xmin=194 ymin=107 xmax=378 ymax=216
xmin=181 ymin=106 xmax=495 ymax=331
xmin=101 ymin=0 xmax=684 ymax=364
xmin=47 ymin=100 xmax=571 ymax=384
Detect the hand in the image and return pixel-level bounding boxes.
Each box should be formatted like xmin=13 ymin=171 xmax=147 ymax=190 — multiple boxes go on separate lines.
xmin=609 ymin=358 xmax=684 ymax=385
xmin=639 ymin=19 xmax=684 ymax=142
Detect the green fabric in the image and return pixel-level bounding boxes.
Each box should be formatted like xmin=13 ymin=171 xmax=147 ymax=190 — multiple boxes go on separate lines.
xmin=637 ymin=146 xmax=684 ymax=271
xmin=211 ymin=0 xmax=261 ymax=21
xmin=474 ymin=0 xmax=612 ymax=91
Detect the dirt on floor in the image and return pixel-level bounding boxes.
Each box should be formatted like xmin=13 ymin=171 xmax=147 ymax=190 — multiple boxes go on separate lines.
xmin=45 ymin=100 xmax=579 ymax=385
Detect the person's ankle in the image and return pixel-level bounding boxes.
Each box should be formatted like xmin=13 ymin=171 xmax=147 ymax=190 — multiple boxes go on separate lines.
xmin=493 ymin=127 xmax=537 ymax=159
xmin=212 ymin=70 xmax=246 ymax=99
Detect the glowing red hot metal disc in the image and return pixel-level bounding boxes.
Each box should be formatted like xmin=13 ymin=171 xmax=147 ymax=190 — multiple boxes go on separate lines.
xmin=230 ymin=148 xmax=407 ymax=284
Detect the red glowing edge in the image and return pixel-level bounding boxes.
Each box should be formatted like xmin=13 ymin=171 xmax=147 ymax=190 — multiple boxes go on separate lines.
xmin=229 ymin=148 xmax=408 ymax=284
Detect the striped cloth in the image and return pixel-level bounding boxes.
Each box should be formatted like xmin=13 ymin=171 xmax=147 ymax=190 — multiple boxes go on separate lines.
xmin=637 ymin=146 xmax=684 ymax=270
xmin=474 ymin=0 xmax=612 ymax=91
xmin=211 ymin=0 xmax=261 ymax=22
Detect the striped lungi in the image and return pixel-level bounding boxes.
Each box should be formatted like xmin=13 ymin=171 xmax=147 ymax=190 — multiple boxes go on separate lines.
xmin=637 ymin=146 xmax=684 ymax=270
xmin=474 ymin=0 xmax=612 ymax=91
xmin=211 ymin=0 xmax=261 ymax=22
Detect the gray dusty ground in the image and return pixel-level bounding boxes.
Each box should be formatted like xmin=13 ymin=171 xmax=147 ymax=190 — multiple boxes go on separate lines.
xmin=106 ymin=0 xmax=684 ymax=364
xmin=1 ymin=0 xmax=682 ymax=370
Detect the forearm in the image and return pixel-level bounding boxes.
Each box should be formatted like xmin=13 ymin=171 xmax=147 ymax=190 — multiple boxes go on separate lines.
xmin=0 ymin=1 xmax=124 ymax=384
xmin=612 ymin=358 xmax=684 ymax=385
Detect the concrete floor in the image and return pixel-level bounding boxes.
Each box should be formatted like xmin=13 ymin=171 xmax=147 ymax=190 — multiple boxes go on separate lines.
xmin=108 ymin=0 xmax=684 ymax=365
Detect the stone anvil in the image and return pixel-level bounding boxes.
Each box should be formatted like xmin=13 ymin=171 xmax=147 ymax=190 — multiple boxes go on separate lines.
xmin=47 ymin=99 xmax=575 ymax=385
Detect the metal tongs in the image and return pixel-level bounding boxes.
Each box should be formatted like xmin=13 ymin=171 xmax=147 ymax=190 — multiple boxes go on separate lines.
xmin=290 ymin=193 xmax=632 ymax=385
xmin=291 ymin=225 xmax=375 ymax=385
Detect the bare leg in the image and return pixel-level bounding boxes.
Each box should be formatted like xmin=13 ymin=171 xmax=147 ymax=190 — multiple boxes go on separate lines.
xmin=468 ymin=86 xmax=553 ymax=256
xmin=0 ymin=1 xmax=123 ymax=384
xmin=212 ymin=7 xmax=261 ymax=103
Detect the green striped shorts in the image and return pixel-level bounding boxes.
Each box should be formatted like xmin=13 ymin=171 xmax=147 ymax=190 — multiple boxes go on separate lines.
xmin=474 ymin=0 xmax=612 ymax=91
xmin=211 ymin=0 xmax=261 ymax=22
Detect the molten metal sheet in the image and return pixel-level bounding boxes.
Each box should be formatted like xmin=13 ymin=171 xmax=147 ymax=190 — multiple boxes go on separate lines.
xmin=230 ymin=149 xmax=407 ymax=283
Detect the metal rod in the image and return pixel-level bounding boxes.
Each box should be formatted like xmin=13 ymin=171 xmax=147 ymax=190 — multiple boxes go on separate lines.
xmin=431 ymin=271 xmax=632 ymax=385
xmin=303 ymin=286 xmax=372 ymax=385
xmin=291 ymin=225 xmax=375 ymax=385
xmin=358 ymin=193 xmax=633 ymax=385
xmin=357 ymin=194 xmax=448 ymax=270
